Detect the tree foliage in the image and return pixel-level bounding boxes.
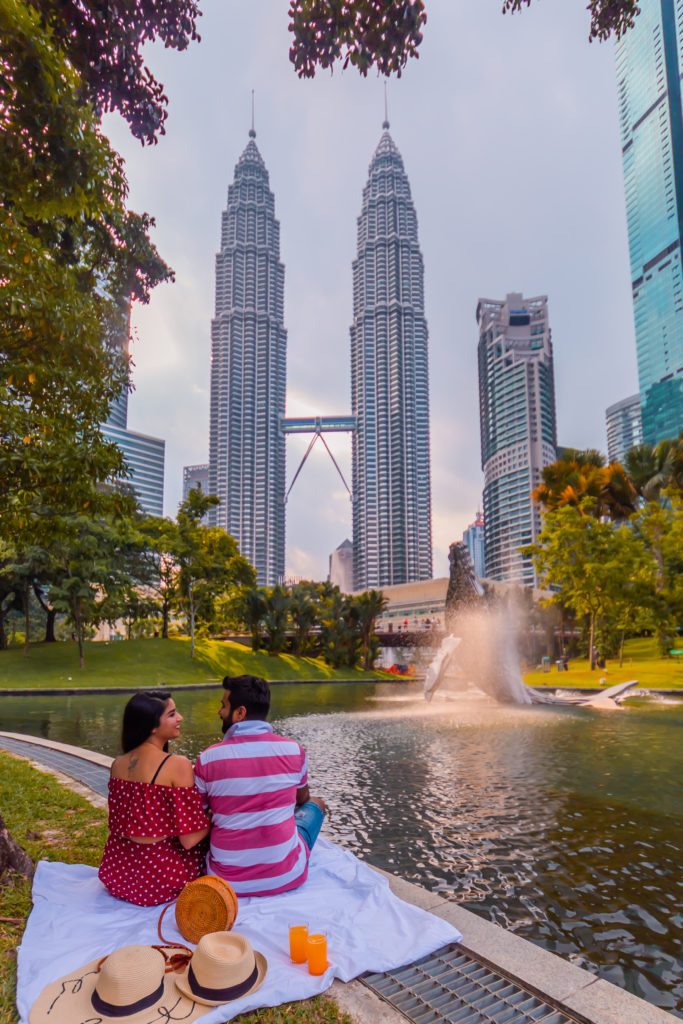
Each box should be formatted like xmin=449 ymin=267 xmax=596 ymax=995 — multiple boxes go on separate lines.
xmin=525 ymin=500 xmax=653 ymax=669
xmin=532 ymin=449 xmax=637 ymax=521
xmin=289 ymin=0 xmax=426 ymax=78
xmin=24 ymin=0 xmax=202 ymax=145
xmin=1 ymin=0 xmax=176 ymax=545
xmin=501 ymin=0 xmax=639 ymax=42
xmin=289 ymin=0 xmax=640 ymax=81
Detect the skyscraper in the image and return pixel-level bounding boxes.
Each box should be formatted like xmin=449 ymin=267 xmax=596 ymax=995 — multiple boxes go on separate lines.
xmin=350 ymin=120 xmax=432 ymax=590
xmin=102 ymin=306 xmax=165 ymax=517
xmin=615 ymin=2 xmax=683 ymax=443
xmin=477 ymin=293 xmax=557 ymax=586
xmin=462 ymin=512 xmax=485 ymax=579
xmin=208 ymin=130 xmax=287 ymax=584
xmin=606 ymin=393 xmax=643 ymax=463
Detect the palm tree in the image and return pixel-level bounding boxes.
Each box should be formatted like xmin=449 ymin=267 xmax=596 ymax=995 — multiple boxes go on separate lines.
xmin=533 ymin=449 xmax=636 ymax=520
xmin=243 ymin=587 xmax=267 ymax=652
xmin=261 ymin=586 xmax=291 ymax=655
xmin=626 ymin=436 xmax=683 ymax=503
xmin=289 ymin=584 xmax=318 ymax=656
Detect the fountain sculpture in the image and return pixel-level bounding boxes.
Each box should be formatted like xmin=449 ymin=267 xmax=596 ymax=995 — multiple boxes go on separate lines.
xmin=424 ymin=543 xmax=637 ymax=709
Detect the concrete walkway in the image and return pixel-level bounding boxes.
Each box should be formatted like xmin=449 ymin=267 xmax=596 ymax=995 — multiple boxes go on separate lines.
xmin=0 ymin=731 xmax=678 ymax=1024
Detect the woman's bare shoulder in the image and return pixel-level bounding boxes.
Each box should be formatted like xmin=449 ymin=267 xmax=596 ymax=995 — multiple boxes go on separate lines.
xmin=166 ymin=754 xmax=195 ymax=788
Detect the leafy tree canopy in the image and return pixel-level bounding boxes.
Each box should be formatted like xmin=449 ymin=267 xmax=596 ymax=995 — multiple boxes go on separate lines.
xmin=289 ymin=0 xmax=640 ymax=80
xmin=25 ymin=0 xmax=202 ymax=145
xmin=1 ymin=0 xmax=178 ymax=543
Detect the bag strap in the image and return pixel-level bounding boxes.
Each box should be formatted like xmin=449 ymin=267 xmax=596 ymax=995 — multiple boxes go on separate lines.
xmin=157 ymin=900 xmax=178 ymax=945
xmin=153 ymin=943 xmax=192 ymax=973
xmin=150 ymin=753 xmax=173 ymax=785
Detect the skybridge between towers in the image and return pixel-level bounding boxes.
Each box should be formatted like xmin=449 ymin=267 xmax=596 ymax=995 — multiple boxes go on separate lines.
xmin=282 ymin=415 xmax=356 ymax=504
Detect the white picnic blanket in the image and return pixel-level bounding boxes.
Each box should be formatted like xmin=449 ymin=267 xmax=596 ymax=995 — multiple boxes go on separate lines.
xmin=17 ymin=838 xmax=462 ymax=1023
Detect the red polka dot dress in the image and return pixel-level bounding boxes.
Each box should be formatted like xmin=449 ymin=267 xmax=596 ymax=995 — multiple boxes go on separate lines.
xmin=98 ymin=778 xmax=209 ymax=907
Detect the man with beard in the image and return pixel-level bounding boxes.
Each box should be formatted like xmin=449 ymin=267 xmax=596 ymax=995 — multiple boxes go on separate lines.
xmin=193 ymin=675 xmax=326 ymax=896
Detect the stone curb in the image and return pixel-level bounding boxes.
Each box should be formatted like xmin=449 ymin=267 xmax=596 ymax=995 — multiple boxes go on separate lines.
xmin=0 ymin=678 xmax=391 ymax=697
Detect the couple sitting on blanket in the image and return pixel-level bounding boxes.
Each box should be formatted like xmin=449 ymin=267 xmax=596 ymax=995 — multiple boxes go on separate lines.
xmin=98 ymin=674 xmax=326 ymax=907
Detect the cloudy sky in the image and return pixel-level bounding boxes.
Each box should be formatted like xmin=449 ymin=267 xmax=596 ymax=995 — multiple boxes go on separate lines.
xmin=104 ymin=0 xmax=638 ymax=582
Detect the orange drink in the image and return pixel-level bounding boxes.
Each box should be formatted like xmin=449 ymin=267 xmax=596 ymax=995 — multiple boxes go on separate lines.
xmin=289 ymin=924 xmax=309 ymax=963
xmin=307 ymin=933 xmax=327 ymax=975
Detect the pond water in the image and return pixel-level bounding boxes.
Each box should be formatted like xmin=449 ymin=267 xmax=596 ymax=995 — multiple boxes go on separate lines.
xmin=2 ymin=682 xmax=682 ymax=1017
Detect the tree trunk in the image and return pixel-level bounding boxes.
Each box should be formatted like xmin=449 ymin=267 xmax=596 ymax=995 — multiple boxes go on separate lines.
xmin=74 ymin=605 xmax=85 ymax=669
xmin=619 ymin=629 xmax=625 ymax=668
xmin=0 ymin=606 xmax=7 ymax=651
xmin=23 ymin=579 xmax=30 ymax=659
xmin=189 ymin=587 xmax=195 ymax=658
xmin=34 ymin=584 xmax=57 ymax=642
xmin=589 ymin=611 xmax=596 ymax=670
xmin=0 ymin=810 xmax=34 ymax=880
xmin=44 ymin=607 xmax=57 ymax=643
xmin=162 ymin=599 xmax=169 ymax=639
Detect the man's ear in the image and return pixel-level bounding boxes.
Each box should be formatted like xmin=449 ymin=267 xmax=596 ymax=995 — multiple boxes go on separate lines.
xmin=234 ymin=705 xmax=247 ymax=722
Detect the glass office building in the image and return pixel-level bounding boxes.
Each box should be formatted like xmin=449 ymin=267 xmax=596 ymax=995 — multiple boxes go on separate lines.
xmin=615 ymin=0 xmax=683 ymax=443
xmin=102 ymin=422 xmax=165 ymax=516
xmin=606 ymin=393 xmax=643 ymax=463
xmin=477 ymin=293 xmax=557 ymax=586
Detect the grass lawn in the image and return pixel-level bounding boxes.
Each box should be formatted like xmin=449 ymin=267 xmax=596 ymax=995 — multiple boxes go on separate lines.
xmin=523 ymin=636 xmax=683 ymax=690
xmin=0 ymin=637 xmax=386 ymax=690
xmin=0 ymin=752 xmax=351 ymax=1024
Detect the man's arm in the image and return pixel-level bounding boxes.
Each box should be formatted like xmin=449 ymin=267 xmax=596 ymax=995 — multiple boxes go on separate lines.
xmin=296 ymin=784 xmax=310 ymax=806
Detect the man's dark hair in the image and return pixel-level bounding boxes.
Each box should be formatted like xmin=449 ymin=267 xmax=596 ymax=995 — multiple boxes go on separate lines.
xmin=121 ymin=690 xmax=172 ymax=753
xmin=222 ymin=675 xmax=271 ymax=720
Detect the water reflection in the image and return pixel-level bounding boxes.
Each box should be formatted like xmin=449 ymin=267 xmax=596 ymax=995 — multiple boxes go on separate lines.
xmin=1 ymin=685 xmax=682 ymax=1015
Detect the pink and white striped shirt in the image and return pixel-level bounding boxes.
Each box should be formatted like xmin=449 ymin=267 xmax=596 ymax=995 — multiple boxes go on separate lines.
xmin=194 ymin=720 xmax=309 ymax=896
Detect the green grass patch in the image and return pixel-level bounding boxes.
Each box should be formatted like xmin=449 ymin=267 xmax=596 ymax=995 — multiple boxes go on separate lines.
xmin=0 ymin=753 xmax=352 ymax=1024
xmin=0 ymin=637 xmax=386 ymax=690
xmin=523 ymin=636 xmax=683 ymax=689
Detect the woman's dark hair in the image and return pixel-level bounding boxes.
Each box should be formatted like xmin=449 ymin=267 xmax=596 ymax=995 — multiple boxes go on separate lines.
xmin=121 ymin=690 xmax=172 ymax=753
xmin=222 ymin=675 xmax=270 ymax=720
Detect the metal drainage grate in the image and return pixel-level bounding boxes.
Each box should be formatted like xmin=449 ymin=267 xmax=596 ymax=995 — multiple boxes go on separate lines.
xmin=362 ymin=943 xmax=585 ymax=1024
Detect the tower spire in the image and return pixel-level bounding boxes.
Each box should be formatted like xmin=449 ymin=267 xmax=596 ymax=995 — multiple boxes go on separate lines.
xmin=249 ymin=89 xmax=256 ymax=138
xmin=382 ymin=81 xmax=390 ymax=130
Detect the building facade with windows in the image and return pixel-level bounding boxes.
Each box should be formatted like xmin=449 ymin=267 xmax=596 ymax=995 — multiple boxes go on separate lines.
xmin=462 ymin=512 xmax=485 ymax=579
xmin=350 ymin=121 xmax=432 ymax=590
xmin=102 ymin=422 xmax=165 ymax=516
xmin=182 ymin=463 xmax=210 ymax=502
xmin=615 ymin=1 xmax=683 ymax=444
xmin=329 ymin=539 xmax=354 ymax=593
xmin=606 ymin=393 xmax=643 ymax=463
xmin=477 ymin=293 xmax=557 ymax=586
xmin=208 ymin=131 xmax=287 ymax=584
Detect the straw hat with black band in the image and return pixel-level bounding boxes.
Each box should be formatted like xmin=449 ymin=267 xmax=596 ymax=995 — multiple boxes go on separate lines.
xmin=174 ymin=932 xmax=267 ymax=1007
xmin=29 ymin=944 xmax=206 ymax=1024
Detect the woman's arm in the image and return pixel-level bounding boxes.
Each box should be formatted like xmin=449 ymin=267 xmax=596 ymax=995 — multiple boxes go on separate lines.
xmin=170 ymin=756 xmax=210 ymax=849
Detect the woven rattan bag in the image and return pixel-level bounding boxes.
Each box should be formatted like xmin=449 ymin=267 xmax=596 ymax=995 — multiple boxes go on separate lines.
xmin=158 ymin=876 xmax=238 ymax=944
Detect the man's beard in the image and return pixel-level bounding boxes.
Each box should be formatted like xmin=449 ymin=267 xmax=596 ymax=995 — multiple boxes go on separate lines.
xmin=221 ymin=716 xmax=232 ymax=735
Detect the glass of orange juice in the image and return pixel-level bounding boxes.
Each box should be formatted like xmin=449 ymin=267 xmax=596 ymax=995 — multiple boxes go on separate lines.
xmin=289 ymin=923 xmax=309 ymax=964
xmin=307 ymin=932 xmax=327 ymax=975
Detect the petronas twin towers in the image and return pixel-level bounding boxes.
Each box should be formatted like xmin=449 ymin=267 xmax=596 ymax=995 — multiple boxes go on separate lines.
xmin=208 ymin=121 xmax=432 ymax=589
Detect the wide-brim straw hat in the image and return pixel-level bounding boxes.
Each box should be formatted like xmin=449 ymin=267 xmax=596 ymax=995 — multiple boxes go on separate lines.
xmin=30 ymin=944 xmax=206 ymax=1024
xmin=175 ymin=931 xmax=267 ymax=1006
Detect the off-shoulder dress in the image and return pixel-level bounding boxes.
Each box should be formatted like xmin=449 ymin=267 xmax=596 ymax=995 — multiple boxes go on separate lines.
xmin=98 ymin=773 xmax=209 ymax=906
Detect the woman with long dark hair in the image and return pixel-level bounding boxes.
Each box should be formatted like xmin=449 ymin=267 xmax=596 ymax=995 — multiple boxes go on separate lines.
xmin=98 ymin=691 xmax=210 ymax=906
